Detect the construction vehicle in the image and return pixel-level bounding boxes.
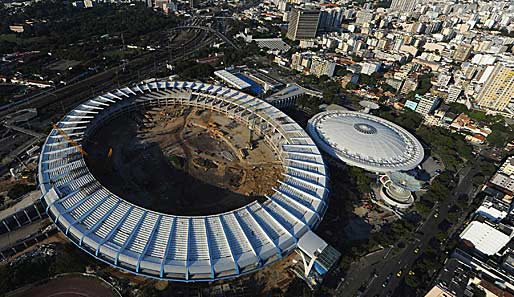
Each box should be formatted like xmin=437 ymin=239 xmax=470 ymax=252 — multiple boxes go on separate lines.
xmin=52 ymin=123 xmax=88 ymax=156
xmin=206 ymin=121 xmax=225 ymax=138
xmin=245 ymin=140 xmax=254 ymax=150
xmin=239 ymin=148 xmax=248 ymax=159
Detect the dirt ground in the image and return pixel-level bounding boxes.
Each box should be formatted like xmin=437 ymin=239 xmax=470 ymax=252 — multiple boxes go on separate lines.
xmin=85 ymin=106 xmax=282 ymax=216
xmin=12 ymin=276 xmax=118 ymax=297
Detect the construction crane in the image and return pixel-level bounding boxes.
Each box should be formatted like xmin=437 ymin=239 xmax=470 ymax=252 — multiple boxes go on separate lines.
xmin=52 ymin=123 xmax=88 ymax=156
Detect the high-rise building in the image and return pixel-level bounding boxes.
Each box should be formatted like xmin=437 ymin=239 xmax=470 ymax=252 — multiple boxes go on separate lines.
xmin=290 ymin=52 xmax=335 ymax=77
xmin=286 ymin=8 xmax=320 ymax=41
xmin=318 ymin=8 xmax=344 ymax=32
xmin=447 ymin=85 xmax=463 ymax=103
xmin=310 ymin=57 xmax=336 ymax=78
xmin=277 ymin=0 xmax=289 ymax=12
xmin=415 ymin=94 xmax=440 ymax=115
xmin=400 ymin=77 xmax=418 ymax=94
xmin=360 ymin=61 xmax=382 ymax=75
xmin=476 ymin=62 xmax=514 ymax=113
xmin=390 ymin=0 xmax=417 ymax=12
xmin=355 ymin=11 xmax=374 ymax=26
xmin=291 ymin=52 xmax=305 ymax=71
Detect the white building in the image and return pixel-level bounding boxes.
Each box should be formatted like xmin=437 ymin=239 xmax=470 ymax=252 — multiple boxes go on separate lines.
xmin=446 ymin=85 xmax=463 ymax=103
xmin=310 ymin=57 xmax=336 ymax=78
xmin=360 ymin=61 xmax=382 ymax=75
xmin=499 ymin=156 xmax=514 ymax=176
xmin=460 ymin=221 xmax=512 ymax=256
xmin=307 ymin=111 xmax=424 ymax=173
xmin=214 ymin=70 xmax=251 ymax=90
xmin=415 ymin=94 xmax=440 ymax=115
xmin=490 ymin=173 xmax=514 ymax=195
xmin=475 ymin=197 xmax=510 ymax=223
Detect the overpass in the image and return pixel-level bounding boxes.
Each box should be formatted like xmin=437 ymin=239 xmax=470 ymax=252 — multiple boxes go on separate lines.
xmin=170 ymin=25 xmax=240 ymax=50
xmin=3 ymin=124 xmax=46 ymax=139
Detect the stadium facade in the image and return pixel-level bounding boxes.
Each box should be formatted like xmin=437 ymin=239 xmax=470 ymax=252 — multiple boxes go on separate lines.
xmin=38 ymin=80 xmax=333 ymax=282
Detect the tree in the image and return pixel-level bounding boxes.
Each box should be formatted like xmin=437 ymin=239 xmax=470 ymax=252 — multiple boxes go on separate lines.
xmin=318 ymin=80 xmax=343 ymax=105
xmin=417 ymin=126 xmax=472 ymax=171
xmin=470 ymin=284 xmax=486 ymax=297
xmin=448 ymin=102 xmax=468 ymax=115
xmin=416 ymin=73 xmax=433 ymax=95
xmin=7 ymin=183 xmax=35 ymax=200
xmin=434 ymin=231 xmax=446 ymax=242
xmin=359 ymin=74 xmax=377 ymax=87
xmin=467 ymin=111 xmax=488 ymax=122
xmin=379 ymin=109 xmax=422 ymax=131
xmin=335 ymin=67 xmax=350 ymax=77
xmin=349 ymin=167 xmax=371 ymax=193
xmin=177 ymin=63 xmax=214 ymax=80
xmin=351 ymin=55 xmax=363 ymax=62
xmin=139 ymin=284 xmax=161 ymax=297
xmin=376 ymin=0 xmax=392 ymax=8
xmin=487 ymin=121 xmax=513 ymax=148
xmin=346 ymin=82 xmax=359 ymax=90
xmin=404 ymin=274 xmax=420 ymax=288
xmin=381 ymin=83 xmax=397 ymax=94
xmin=415 ymin=202 xmax=432 ymax=216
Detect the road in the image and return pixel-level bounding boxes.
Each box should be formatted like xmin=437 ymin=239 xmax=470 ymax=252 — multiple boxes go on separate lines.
xmin=0 ymin=220 xmax=46 ymax=250
xmin=335 ymin=161 xmax=480 ymax=297
xmin=364 ymin=163 xmax=480 ymax=297
xmin=3 ymin=124 xmax=45 ymax=139
xmin=0 ymin=190 xmax=41 ymax=221
xmin=169 ymin=25 xmax=240 ymax=49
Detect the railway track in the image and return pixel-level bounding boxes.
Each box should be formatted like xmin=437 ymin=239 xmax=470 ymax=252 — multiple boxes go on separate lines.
xmin=45 ymin=35 xmax=215 ymax=116
xmin=0 ymin=27 xmax=219 ymax=120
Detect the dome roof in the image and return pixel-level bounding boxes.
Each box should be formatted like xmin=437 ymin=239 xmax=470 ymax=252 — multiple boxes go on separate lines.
xmin=307 ymin=110 xmax=424 ymax=172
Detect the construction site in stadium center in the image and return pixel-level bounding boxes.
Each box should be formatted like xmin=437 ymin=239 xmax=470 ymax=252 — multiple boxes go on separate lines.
xmin=85 ymin=105 xmax=283 ymax=216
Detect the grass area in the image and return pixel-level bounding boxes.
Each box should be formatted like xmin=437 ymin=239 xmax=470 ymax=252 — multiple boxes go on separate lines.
xmin=0 ymin=33 xmax=17 ymax=42
xmin=0 ymin=33 xmax=50 ymax=45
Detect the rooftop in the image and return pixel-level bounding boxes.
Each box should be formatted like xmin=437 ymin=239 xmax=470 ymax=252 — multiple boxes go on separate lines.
xmin=38 ymin=80 xmax=330 ymax=282
xmin=253 ymin=38 xmax=291 ymax=52
xmin=460 ymin=221 xmax=511 ymax=256
xmin=214 ymin=70 xmax=252 ymax=90
xmin=307 ymin=111 xmax=425 ymax=173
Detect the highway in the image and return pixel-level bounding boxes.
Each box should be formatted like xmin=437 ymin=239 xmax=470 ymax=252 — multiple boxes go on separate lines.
xmin=3 ymin=124 xmax=46 ymax=139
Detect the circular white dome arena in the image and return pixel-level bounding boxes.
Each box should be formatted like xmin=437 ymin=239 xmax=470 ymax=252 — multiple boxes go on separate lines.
xmin=307 ymin=110 xmax=424 ymax=173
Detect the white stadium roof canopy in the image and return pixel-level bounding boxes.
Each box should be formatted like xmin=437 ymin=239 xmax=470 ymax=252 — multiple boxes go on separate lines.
xmin=307 ymin=110 xmax=424 ymax=173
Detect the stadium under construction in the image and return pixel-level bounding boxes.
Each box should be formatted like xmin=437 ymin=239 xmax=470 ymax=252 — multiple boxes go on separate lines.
xmin=37 ymin=80 xmax=340 ymax=283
